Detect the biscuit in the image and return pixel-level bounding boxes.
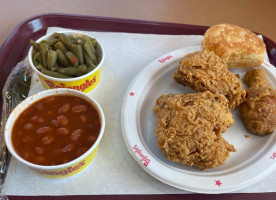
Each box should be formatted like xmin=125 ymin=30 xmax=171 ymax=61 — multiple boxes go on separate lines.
xmin=202 ymin=24 xmax=266 ymax=68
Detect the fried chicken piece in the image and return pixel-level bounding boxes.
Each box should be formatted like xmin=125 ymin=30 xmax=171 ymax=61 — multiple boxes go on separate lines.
xmin=240 ymin=68 xmax=276 ymax=136
xmin=153 ymin=91 xmax=236 ymax=170
xmin=243 ymin=67 xmax=269 ymax=88
xmin=173 ymin=50 xmax=246 ymax=110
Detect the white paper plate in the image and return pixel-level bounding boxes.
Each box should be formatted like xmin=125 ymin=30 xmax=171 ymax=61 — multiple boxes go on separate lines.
xmin=121 ymin=46 xmax=276 ymax=194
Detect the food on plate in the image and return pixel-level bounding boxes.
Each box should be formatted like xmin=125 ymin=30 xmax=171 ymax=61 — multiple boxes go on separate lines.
xmin=243 ymin=67 xmax=269 ymax=88
xmin=30 ymin=32 xmax=101 ymax=78
xmin=173 ymin=50 xmax=246 ymax=110
xmin=240 ymin=68 xmax=276 ymax=136
xmin=153 ymin=91 xmax=236 ymax=170
xmin=11 ymin=94 xmax=101 ymax=165
xmin=202 ymin=23 xmax=266 ymax=68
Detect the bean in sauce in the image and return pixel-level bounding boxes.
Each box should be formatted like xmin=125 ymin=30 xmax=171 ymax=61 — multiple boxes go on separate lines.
xmin=12 ymin=94 xmax=101 ymax=166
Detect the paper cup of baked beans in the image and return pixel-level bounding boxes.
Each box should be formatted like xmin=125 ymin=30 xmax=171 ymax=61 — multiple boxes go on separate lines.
xmin=4 ymin=88 xmax=105 ymax=178
xmin=28 ymin=31 xmax=105 ymax=93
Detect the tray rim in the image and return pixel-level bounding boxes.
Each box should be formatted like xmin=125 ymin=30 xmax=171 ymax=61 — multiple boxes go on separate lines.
xmin=0 ymin=13 xmax=276 ymax=200
xmin=1 ymin=13 xmax=276 ymax=94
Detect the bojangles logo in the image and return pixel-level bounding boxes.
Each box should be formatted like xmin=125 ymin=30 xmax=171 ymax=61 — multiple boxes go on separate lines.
xmin=158 ymin=55 xmax=173 ymax=64
xmin=32 ymin=160 xmax=85 ymax=176
xmin=133 ymin=144 xmax=150 ymax=167
xmin=44 ymin=76 xmax=97 ymax=92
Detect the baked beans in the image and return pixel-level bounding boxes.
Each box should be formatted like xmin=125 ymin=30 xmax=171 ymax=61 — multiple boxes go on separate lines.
xmin=12 ymin=94 xmax=101 ymax=166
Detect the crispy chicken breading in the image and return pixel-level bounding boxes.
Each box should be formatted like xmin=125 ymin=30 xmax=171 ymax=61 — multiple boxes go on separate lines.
xmin=240 ymin=68 xmax=276 ymax=136
xmin=153 ymin=91 xmax=236 ymax=170
xmin=173 ymin=50 xmax=246 ymax=110
xmin=243 ymin=67 xmax=269 ymax=88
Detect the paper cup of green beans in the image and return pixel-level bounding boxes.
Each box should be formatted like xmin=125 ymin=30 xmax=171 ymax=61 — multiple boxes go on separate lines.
xmin=28 ymin=31 xmax=105 ymax=93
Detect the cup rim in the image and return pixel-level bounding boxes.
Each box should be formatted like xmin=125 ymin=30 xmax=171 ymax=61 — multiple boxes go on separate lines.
xmin=28 ymin=30 xmax=105 ymax=81
xmin=4 ymin=88 xmax=105 ymax=170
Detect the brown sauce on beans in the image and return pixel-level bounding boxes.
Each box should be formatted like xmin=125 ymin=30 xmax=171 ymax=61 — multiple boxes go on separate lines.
xmin=12 ymin=95 xmax=101 ymax=166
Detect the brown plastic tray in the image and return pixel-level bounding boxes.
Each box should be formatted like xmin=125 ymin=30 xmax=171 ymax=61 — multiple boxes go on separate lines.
xmin=1 ymin=13 xmax=276 ymax=200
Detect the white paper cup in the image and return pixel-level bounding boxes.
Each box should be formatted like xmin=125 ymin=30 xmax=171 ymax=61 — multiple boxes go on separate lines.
xmin=5 ymin=88 xmax=105 ymax=178
xmin=28 ymin=31 xmax=105 ymax=93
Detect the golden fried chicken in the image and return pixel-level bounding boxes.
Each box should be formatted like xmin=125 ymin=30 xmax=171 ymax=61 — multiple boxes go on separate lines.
xmin=243 ymin=67 xmax=269 ymax=88
xmin=240 ymin=68 xmax=276 ymax=136
xmin=153 ymin=91 xmax=236 ymax=170
xmin=173 ymin=50 xmax=246 ymax=110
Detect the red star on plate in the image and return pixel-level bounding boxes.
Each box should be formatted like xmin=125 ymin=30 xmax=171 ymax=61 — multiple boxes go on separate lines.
xmin=129 ymin=92 xmax=135 ymax=96
xmin=270 ymin=152 xmax=276 ymax=160
xmin=215 ymin=180 xmax=222 ymax=187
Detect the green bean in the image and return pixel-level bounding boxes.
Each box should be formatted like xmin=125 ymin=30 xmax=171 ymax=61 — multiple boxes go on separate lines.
xmin=33 ymin=52 xmax=43 ymax=63
xmin=90 ymin=53 xmax=98 ymax=65
xmin=54 ymin=41 xmax=68 ymax=54
xmin=85 ymin=46 xmax=98 ymax=65
xmin=87 ymin=64 xmax=97 ymax=73
xmin=83 ymin=50 xmax=94 ymax=66
xmin=91 ymin=38 xmax=97 ymax=48
xmin=41 ymin=69 xmax=71 ymax=78
xmin=53 ymin=32 xmax=62 ymax=39
xmin=84 ymin=40 xmax=98 ymax=65
xmin=54 ymin=62 xmax=60 ymax=68
xmin=81 ymin=36 xmax=97 ymax=47
xmin=46 ymin=39 xmax=58 ymax=46
xmin=58 ymin=65 xmax=87 ymax=76
xmin=78 ymin=64 xmax=87 ymax=69
xmin=95 ymin=46 xmax=101 ymax=63
xmin=76 ymin=39 xmax=85 ymax=45
xmin=65 ymin=51 xmax=79 ymax=67
xmin=72 ymin=44 xmax=84 ymax=64
xmin=36 ymin=64 xmax=47 ymax=71
xmin=97 ymin=56 xmax=102 ymax=63
xmin=30 ymin=32 xmax=101 ymax=79
xmin=61 ymin=33 xmax=73 ymax=50
xmin=56 ymin=49 xmax=71 ymax=67
xmin=75 ymin=65 xmax=89 ymax=76
xmin=47 ymin=50 xmax=57 ymax=70
xmin=50 ymin=63 xmax=62 ymax=72
xmin=71 ymin=38 xmax=76 ymax=44
xmin=51 ymin=67 xmax=62 ymax=72
xmin=84 ymin=39 xmax=96 ymax=54
xmin=81 ymin=35 xmax=90 ymax=41
xmin=30 ymin=39 xmax=40 ymax=51
xmin=39 ymin=43 xmax=49 ymax=69
xmin=33 ymin=60 xmax=40 ymax=66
